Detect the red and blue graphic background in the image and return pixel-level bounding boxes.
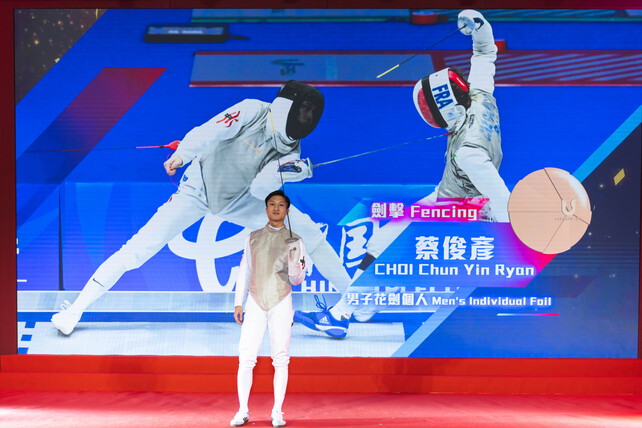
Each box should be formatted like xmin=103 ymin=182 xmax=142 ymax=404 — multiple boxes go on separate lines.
xmin=13 ymin=8 xmax=641 ymax=357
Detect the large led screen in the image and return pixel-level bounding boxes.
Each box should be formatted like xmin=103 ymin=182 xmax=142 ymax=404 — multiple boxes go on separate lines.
xmin=16 ymin=8 xmax=641 ymax=357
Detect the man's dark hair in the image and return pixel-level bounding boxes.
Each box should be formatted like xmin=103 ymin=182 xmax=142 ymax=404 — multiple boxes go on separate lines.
xmin=265 ymin=189 xmax=291 ymax=208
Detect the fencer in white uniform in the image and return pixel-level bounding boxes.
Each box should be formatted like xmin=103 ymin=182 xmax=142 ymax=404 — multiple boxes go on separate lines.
xmin=294 ymin=10 xmax=511 ymax=337
xmin=230 ymin=190 xmax=304 ymax=428
xmin=51 ymin=80 xmax=352 ymax=336
xmin=360 ymin=9 xmax=511 ymax=261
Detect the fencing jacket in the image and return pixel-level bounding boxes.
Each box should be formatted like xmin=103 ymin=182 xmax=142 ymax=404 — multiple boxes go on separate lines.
xmin=235 ymin=224 xmax=305 ymax=311
xmin=436 ymin=24 xmax=510 ymax=221
xmin=174 ymin=99 xmax=300 ymax=215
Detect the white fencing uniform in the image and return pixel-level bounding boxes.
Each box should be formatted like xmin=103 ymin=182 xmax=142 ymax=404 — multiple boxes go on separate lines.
xmin=365 ymin=12 xmax=509 ymax=262
xmin=97 ymin=98 xmax=347 ymax=287
xmin=52 ymin=93 xmax=351 ymax=335
xmin=330 ymin=11 xmax=511 ymax=322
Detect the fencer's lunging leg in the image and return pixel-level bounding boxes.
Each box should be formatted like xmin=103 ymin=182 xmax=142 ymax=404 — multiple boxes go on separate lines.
xmin=51 ymin=189 xmax=209 ymax=335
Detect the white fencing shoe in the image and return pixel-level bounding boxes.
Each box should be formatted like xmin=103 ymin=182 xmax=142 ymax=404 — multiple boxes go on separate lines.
xmin=230 ymin=410 xmax=249 ymax=427
xmin=271 ymin=410 xmax=286 ymax=427
xmin=352 ymin=305 xmax=380 ymax=323
xmin=51 ymin=300 xmax=82 ymax=335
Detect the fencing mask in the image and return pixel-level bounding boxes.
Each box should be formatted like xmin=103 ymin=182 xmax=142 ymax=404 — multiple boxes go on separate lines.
xmin=270 ymin=80 xmax=324 ymax=141
xmin=413 ymin=68 xmax=469 ymax=129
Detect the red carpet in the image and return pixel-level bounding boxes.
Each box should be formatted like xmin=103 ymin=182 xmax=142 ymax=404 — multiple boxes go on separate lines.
xmin=1 ymin=356 xmax=641 ymax=426
xmin=0 ymin=391 xmax=640 ymax=427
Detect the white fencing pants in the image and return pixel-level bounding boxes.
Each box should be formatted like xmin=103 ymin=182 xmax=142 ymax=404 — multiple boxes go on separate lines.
xmin=68 ymin=185 xmax=210 ymax=314
xmin=237 ymin=293 xmax=294 ymax=414
xmin=92 ymin=186 xmax=210 ymax=288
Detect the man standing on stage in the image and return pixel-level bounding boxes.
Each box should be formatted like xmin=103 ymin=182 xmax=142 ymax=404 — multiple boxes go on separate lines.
xmin=230 ymin=190 xmax=305 ymax=428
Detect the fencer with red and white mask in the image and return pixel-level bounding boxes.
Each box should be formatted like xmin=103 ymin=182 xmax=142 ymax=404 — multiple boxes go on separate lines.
xmin=51 ymin=81 xmax=353 ymax=336
xmin=294 ymin=10 xmax=512 ymax=337
xmin=360 ymin=10 xmax=511 ymax=259
xmin=409 ymin=9 xmax=510 ymax=219
xmin=230 ymin=190 xmax=305 ymax=428
xmin=357 ymin=9 xmax=511 ymax=318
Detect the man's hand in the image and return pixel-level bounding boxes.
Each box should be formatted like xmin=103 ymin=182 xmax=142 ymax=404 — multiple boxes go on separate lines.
xmin=164 ymin=154 xmax=184 ymax=176
xmin=234 ymin=306 xmax=244 ymax=324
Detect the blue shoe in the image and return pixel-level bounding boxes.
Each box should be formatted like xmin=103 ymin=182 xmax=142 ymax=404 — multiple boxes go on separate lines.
xmin=294 ymin=295 xmax=349 ymax=339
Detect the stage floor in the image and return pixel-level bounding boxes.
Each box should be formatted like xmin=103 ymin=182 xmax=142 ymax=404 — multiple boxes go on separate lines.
xmin=0 ymin=391 xmax=640 ymax=428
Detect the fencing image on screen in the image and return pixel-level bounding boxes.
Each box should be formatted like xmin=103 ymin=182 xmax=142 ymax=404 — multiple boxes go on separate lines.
xmin=15 ymin=8 xmax=641 ymax=357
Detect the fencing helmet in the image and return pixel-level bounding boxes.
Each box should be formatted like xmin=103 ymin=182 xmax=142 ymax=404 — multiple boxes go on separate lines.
xmin=413 ymin=68 xmax=470 ymax=129
xmin=270 ymin=80 xmax=324 ymax=141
